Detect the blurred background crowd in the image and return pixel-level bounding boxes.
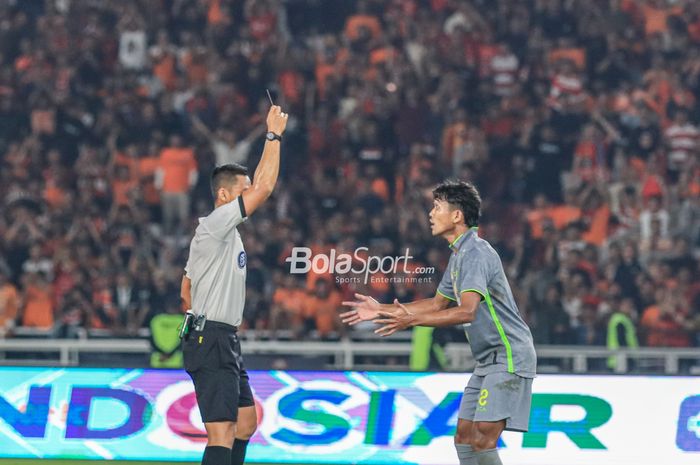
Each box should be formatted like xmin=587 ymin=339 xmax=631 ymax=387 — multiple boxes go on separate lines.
xmin=0 ymin=0 xmax=699 ymax=350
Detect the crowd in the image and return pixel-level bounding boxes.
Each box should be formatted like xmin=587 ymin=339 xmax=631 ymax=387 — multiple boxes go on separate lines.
xmin=0 ymin=0 xmax=699 ymax=350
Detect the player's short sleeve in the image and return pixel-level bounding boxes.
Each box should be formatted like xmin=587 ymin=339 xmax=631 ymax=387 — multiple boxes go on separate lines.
xmin=437 ymin=269 xmax=457 ymax=302
xmin=184 ymin=260 xmax=191 ymax=279
xmin=205 ymin=196 xmax=247 ymax=239
xmin=456 ymin=251 xmax=492 ymax=301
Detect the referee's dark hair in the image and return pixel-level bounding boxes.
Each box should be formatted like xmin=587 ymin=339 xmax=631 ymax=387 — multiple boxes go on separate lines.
xmin=432 ymin=180 xmax=481 ymax=227
xmin=211 ymin=163 xmax=249 ymax=197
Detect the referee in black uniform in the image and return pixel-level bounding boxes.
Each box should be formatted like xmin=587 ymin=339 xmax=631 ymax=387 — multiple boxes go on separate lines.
xmin=180 ymin=105 xmax=288 ymax=465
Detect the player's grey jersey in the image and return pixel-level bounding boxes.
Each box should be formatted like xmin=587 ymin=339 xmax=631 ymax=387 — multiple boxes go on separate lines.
xmin=437 ymin=228 xmax=536 ymax=378
xmin=185 ymin=196 xmax=248 ymax=327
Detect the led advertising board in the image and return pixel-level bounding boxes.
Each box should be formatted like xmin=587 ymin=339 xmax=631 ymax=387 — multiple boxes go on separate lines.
xmin=0 ymin=368 xmax=698 ymax=464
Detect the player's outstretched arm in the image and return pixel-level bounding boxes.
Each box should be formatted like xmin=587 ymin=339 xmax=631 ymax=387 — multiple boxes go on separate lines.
xmin=340 ymin=293 xmax=451 ymax=325
xmin=374 ymin=291 xmax=481 ymax=337
xmin=241 ymin=105 xmax=288 ymax=216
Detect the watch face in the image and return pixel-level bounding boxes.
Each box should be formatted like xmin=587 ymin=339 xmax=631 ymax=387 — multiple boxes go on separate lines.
xmin=266 ymin=132 xmax=274 ymax=140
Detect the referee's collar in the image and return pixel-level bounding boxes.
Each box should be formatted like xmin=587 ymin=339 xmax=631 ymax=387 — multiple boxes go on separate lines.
xmin=448 ymin=227 xmax=478 ymax=252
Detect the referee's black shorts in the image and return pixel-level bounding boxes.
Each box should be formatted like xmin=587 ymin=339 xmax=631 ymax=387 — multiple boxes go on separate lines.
xmin=182 ymin=320 xmax=254 ymax=423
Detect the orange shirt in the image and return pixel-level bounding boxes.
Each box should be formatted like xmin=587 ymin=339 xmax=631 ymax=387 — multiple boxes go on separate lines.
xmin=207 ymin=0 xmax=226 ymax=25
xmin=44 ymin=182 xmax=67 ymax=208
xmin=641 ymin=174 xmax=663 ymax=199
xmin=273 ymin=288 xmax=308 ymax=315
xmin=371 ymin=177 xmax=390 ymax=201
xmin=689 ymin=21 xmax=700 ymax=43
xmin=305 ymin=291 xmax=342 ymax=335
xmin=441 ymin=121 xmax=468 ymax=164
xmin=22 ymin=284 xmax=54 ymax=329
xmin=159 ymin=147 xmax=197 ymax=193
xmin=370 ymin=47 xmax=396 ymax=66
xmin=15 ymin=55 xmax=33 ymax=72
xmin=548 ymin=205 xmax=582 ymax=230
xmin=90 ymin=289 xmax=115 ymax=329
xmin=395 ymin=174 xmax=404 ymax=204
xmin=114 ymin=153 xmax=139 ymax=180
xmin=526 ymin=209 xmax=548 ymax=239
xmin=641 ymin=306 xmax=690 ymax=347
xmin=574 ymin=140 xmax=598 ymax=182
xmin=139 ymin=156 xmax=161 ymax=204
xmin=583 ymin=205 xmax=610 ymax=246
xmin=153 ymin=53 xmax=176 ymax=91
xmin=306 ymin=269 xmax=333 ymax=291
xmin=478 ymin=44 xmax=500 ymax=78
xmin=549 ymin=48 xmax=586 ymax=70
xmin=181 ymin=52 xmax=209 ymax=86
xmin=112 ymin=178 xmax=138 ymax=206
xmin=344 ymin=14 xmax=381 ymax=40
xmin=304 ymin=244 xmax=334 ymax=290
xmin=279 ymin=70 xmax=303 ymax=104
xmin=31 ymin=109 xmax=56 ymax=135
xmin=315 ymin=62 xmax=336 ymax=99
xmin=642 ymin=4 xmax=682 ymax=36
xmin=0 ymin=284 xmax=19 ymax=327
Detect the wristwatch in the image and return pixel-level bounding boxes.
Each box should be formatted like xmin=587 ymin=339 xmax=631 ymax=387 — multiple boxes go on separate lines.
xmin=265 ymin=131 xmax=282 ymax=142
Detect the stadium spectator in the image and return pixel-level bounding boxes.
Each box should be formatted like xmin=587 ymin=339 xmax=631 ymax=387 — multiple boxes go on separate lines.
xmin=0 ymin=272 xmax=19 ymax=337
xmin=302 ymin=278 xmax=344 ymax=339
xmin=156 ymin=134 xmax=198 ymax=238
xmin=641 ymin=292 xmax=691 ymax=347
xmin=18 ymin=272 xmax=54 ymax=330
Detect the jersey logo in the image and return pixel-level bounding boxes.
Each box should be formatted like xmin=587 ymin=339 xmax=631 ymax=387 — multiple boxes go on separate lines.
xmin=237 ymin=251 xmax=247 ymax=269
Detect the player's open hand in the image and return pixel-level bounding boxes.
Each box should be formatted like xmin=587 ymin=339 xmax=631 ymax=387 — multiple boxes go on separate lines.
xmin=340 ymin=293 xmax=381 ymax=325
xmin=374 ymin=299 xmax=415 ymax=337
xmin=266 ymin=105 xmax=288 ymax=135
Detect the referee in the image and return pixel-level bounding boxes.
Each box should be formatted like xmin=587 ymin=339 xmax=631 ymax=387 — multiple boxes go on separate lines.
xmin=180 ymin=105 xmax=288 ymax=465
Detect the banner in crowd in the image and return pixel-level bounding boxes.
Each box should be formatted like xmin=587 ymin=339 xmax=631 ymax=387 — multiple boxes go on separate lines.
xmin=0 ymin=367 xmax=698 ymax=464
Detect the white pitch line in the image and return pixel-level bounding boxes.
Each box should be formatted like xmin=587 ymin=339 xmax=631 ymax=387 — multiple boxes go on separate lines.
xmin=272 ymin=371 xmax=299 ymax=387
xmin=347 ymin=372 xmax=381 ymax=391
xmin=6 ymin=368 xmax=66 ymax=403
xmin=109 ymin=369 xmax=143 ymax=388
xmin=0 ymin=423 xmax=44 ymax=458
xmin=0 ymin=368 xmax=66 ymax=457
xmin=85 ymin=440 xmax=115 ymax=460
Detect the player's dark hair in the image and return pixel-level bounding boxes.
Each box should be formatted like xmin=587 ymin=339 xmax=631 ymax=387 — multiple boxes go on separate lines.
xmin=211 ymin=163 xmax=248 ymax=197
xmin=432 ymin=180 xmax=481 ymax=227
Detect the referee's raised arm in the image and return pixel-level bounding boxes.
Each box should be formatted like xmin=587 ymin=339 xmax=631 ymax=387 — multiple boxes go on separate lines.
xmin=240 ymin=105 xmax=288 ymax=216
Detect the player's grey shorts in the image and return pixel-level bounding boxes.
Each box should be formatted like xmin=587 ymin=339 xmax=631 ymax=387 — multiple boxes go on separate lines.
xmin=458 ymin=372 xmax=533 ymax=432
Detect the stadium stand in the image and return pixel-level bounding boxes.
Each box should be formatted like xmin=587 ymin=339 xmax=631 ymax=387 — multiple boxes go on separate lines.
xmin=0 ymin=0 xmax=699 ymax=360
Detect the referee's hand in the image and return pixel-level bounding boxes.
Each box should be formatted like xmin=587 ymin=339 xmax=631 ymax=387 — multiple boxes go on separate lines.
xmin=267 ymin=105 xmax=289 ymax=135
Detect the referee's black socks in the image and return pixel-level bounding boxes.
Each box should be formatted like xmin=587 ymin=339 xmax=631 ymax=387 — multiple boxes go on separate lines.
xmin=202 ymin=446 xmax=231 ymax=465
xmin=231 ymin=438 xmax=250 ymax=464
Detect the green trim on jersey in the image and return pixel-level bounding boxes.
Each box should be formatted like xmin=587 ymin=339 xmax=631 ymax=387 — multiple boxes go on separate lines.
xmin=484 ymin=291 xmax=514 ymax=373
xmin=449 ymin=232 xmax=466 ymax=249
xmin=460 ymin=288 xmax=514 ymax=373
xmin=437 ymin=289 xmax=457 ymax=302
xmin=460 ymin=288 xmax=486 ymax=301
